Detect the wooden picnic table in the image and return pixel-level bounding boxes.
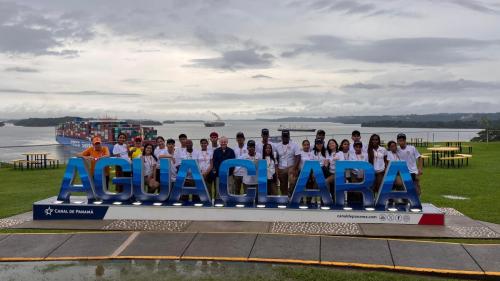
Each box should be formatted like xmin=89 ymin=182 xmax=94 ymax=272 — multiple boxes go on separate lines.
xmin=427 ymin=147 xmax=460 ymax=166
xmin=21 ymin=152 xmax=50 ymax=169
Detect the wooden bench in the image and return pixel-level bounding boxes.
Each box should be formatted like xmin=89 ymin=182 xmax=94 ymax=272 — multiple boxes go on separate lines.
xmin=420 ymin=155 xmax=431 ymax=167
xmin=12 ymin=160 xmax=41 ymax=170
xmin=46 ymin=158 xmax=60 ymax=168
xmin=438 ymin=156 xmax=467 ymax=168
xmin=11 ymin=159 xmax=26 ymax=170
xmin=460 ymin=146 xmax=473 ymax=154
xmin=456 ymin=154 xmax=472 ymax=166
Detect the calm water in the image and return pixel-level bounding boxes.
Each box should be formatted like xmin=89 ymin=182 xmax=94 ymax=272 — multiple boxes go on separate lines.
xmin=0 ymin=121 xmax=480 ymax=163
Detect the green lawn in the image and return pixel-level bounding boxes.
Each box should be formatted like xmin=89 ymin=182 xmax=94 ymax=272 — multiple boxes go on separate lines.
xmin=419 ymin=142 xmax=500 ymax=224
xmin=0 ymin=142 xmax=499 ymax=224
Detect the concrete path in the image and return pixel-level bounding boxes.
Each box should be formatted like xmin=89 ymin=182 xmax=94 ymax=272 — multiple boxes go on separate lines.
xmin=0 ymin=231 xmax=498 ymax=278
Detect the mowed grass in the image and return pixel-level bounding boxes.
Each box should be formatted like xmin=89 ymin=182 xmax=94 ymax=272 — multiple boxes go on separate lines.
xmin=0 ymin=165 xmax=63 ymax=218
xmin=0 ymin=142 xmax=499 ymax=224
xmin=419 ymin=142 xmax=500 ymax=224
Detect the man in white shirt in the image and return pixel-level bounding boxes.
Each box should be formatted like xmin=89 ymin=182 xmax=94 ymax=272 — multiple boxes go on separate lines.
xmin=397 ymin=133 xmax=423 ymax=195
xmin=275 ymin=130 xmax=301 ymax=197
xmin=177 ymin=133 xmax=188 ymax=154
xmin=349 ymin=130 xmax=368 ymax=154
xmin=178 ymin=139 xmax=202 ymax=201
xmin=256 ymin=128 xmax=275 ymax=157
xmin=232 ymin=132 xmax=248 ymax=194
xmin=199 ymin=138 xmax=215 ymax=199
xmin=239 ymin=140 xmax=262 ymax=193
xmin=208 ymin=131 xmax=220 ymax=153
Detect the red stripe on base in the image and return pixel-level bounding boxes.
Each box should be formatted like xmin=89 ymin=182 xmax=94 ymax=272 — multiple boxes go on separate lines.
xmin=418 ymin=214 xmax=445 ymax=225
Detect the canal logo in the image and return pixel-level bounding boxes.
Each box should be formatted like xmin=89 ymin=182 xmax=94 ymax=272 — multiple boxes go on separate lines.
xmin=44 ymin=206 xmax=54 ymax=216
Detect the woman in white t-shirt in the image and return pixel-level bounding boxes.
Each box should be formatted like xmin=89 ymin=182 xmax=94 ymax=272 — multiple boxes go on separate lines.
xmin=386 ymin=140 xmax=403 ymax=188
xmin=112 ymin=132 xmax=130 ymax=192
xmin=143 ymin=143 xmax=159 ymax=193
xmin=367 ymin=134 xmax=387 ymax=193
xmin=325 ymin=139 xmax=341 ymax=193
xmin=338 ymin=139 xmax=351 ymax=182
xmin=263 ymin=143 xmax=277 ymax=195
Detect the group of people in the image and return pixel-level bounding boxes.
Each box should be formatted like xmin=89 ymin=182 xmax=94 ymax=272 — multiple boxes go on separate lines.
xmin=77 ymin=128 xmax=423 ymax=201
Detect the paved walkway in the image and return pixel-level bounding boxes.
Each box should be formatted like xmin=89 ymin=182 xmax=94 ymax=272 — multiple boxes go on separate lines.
xmin=0 ymin=231 xmax=498 ymax=278
xmin=4 ymin=208 xmax=500 ymax=238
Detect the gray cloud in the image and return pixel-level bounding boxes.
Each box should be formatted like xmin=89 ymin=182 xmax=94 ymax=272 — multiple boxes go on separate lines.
xmin=0 ymin=2 xmax=93 ymax=56
xmin=122 ymin=78 xmax=171 ymax=84
xmin=290 ymin=0 xmax=419 ymax=17
xmin=283 ymin=36 xmax=500 ymax=65
xmin=251 ymin=74 xmax=273 ymax=79
xmin=334 ymin=68 xmax=384 ymax=74
xmin=188 ymin=49 xmax=274 ymax=70
xmin=4 ymin=66 xmax=39 ymax=73
xmin=342 ymin=79 xmax=500 ymax=91
xmin=342 ymin=83 xmax=383 ymax=90
xmin=446 ymin=0 xmax=500 ymax=14
xmin=201 ymin=91 xmax=328 ymax=101
xmin=309 ymin=0 xmax=377 ymax=15
xmin=0 ymin=88 xmax=142 ymax=97
xmin=252 ymin=85 xmax=322 ymax=91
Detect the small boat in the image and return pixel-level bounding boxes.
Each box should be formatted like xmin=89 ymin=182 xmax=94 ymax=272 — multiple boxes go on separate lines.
xmin=277 ymin=124 xmax=316 ymax=132
xmin=204 ymin=111 xmax=225 ymax=127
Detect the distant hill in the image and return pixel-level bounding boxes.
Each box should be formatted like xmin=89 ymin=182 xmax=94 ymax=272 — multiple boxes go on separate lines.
xmin=361 ymin=120 xmax=485 ymax=129
xmin=11 ymin=117 xmax=162 ymax=127
xmin=12 ymin=116 xmax=81 ymax=127
xmin=257 ymin=113 xmax=500 ymax=124
xmin=125 ymin=119 xmax=162 ymax=126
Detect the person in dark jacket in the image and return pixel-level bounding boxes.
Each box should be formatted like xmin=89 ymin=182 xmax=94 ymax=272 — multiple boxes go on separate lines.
xmin=211 ymin=136 xmax=236 ymax=198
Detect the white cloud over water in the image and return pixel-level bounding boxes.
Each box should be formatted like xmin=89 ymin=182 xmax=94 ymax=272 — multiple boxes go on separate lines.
xmin=0 ymin=0 xmax=499 ymax=120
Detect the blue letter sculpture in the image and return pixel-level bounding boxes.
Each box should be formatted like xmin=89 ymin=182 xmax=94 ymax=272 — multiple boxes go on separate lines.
xmin=167 ymin=159 xmax=211 ymax=206
xmin=218 ymin=159 xmax=257 ymax=207
xmin=132 ymin=158 xmax=171 ymax=203
xmin=57 ymin=157 xmax=96 ymax=203
xmin=335 ymin=161 xmax=375 ymax=208
xmin=94 ymin=158 xmax=132 ymax=202
xmin=375 ymin=161 xmax=422 ymax=209
xmin=289 ymin=160 xmax=333 ymax=208
xmin=257 ymin=160 xmax=288 ymax=206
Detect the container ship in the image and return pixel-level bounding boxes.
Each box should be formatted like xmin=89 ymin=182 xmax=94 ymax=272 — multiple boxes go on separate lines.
xmin=277 ymin=124 xmax=316 ymax=132
xmin=56 ymin=118 xmax=157 ymax=151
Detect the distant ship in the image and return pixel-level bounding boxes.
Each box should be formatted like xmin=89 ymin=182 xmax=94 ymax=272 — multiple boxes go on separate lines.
xmin=56 ymin=118 xmax=157 ymax=150
xmin=204 ymin=111 xmax=225 ymax=127
xmin=277 ymin=124 xmax=316 ymax=132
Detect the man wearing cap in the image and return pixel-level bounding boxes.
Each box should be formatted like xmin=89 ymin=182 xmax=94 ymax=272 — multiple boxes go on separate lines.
xmin=208 ymin=132 xmax=220 ymax=153
xmin=232 ymin=132 xmax=248 ymax=194
xmin=177 ymin=139 xmax=202 ymax=201
xmin=275 ymin=130 xmax=301 ymax=197
xmin=397 ymin=133 xmax=423 ymax=194
xmin=349 ymin=130 xmax=368 ymax=154
xmin=239 ymin=140 xmax=262 ymax=193
xmin=77 ymin=136 xmax=110 ymax=187
xmin=256 ymin=128 xmax=275 ymax=157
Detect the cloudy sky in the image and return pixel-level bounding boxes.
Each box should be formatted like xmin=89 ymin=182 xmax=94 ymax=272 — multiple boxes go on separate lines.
xmin=1 ymin=0 xmax=500 ymax=120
